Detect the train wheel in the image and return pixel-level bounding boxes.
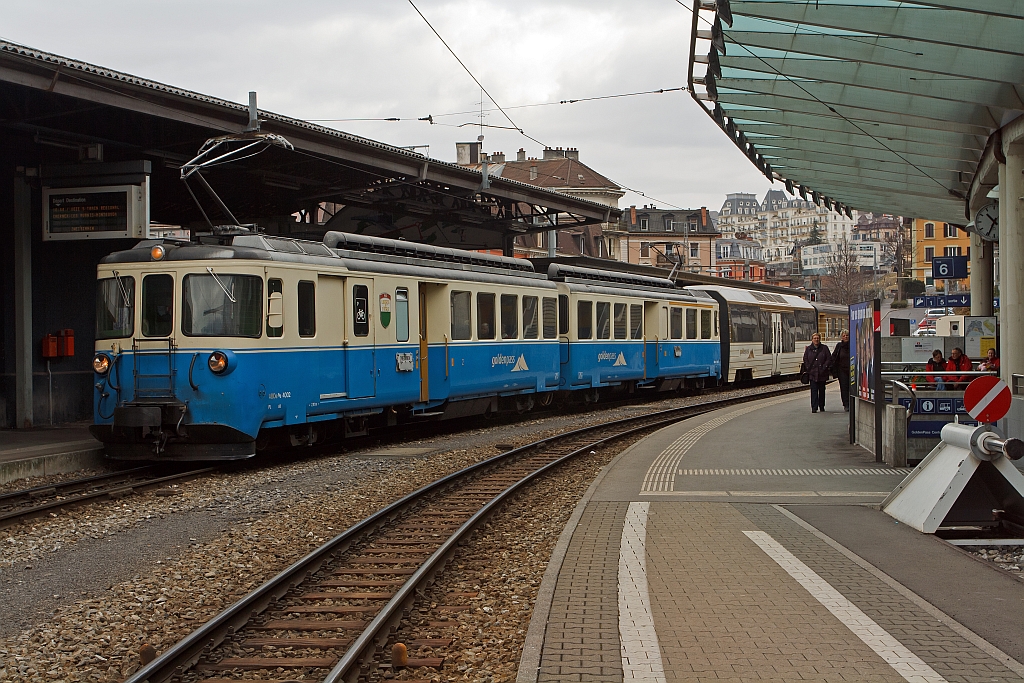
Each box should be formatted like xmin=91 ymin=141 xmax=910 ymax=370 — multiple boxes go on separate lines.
xmin=538 ymin=392 xmax=555 ymax=408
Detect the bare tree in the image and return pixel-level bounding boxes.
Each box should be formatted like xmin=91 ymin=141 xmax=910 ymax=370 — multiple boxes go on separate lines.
xmin=821 ymin=239 xmax=867 ymax=305
xmin=882 ymin=219 xmax=911 ymax=299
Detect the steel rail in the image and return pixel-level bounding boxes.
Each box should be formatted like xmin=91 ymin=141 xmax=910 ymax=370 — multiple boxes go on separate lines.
xmin=0 ymin=468 xmax=214 ymax=528
xmin=0 ymin=466 xmax=150 ymax=504
xmin=125 ymin=384 xmax=804 ymax=683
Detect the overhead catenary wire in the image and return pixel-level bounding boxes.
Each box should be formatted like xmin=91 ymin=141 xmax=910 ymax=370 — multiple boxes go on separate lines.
xmin=406 ymin=0 xmax=545 ymax=148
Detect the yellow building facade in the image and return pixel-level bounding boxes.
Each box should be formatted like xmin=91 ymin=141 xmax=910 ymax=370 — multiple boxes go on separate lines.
xmin=910 ymin=218 xmax=972 ymax=289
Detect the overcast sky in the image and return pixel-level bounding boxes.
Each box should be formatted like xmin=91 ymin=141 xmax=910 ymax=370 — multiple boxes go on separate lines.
xmin=1 ymin=0 xmax=774 ymax=211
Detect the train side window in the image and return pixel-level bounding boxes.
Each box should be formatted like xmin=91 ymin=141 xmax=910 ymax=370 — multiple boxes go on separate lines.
xmin=731 ymin=304 xmax=760 ymax=343
xmin=613 ymin=303 xmax=627 ymax=340
xmin=477 ymin=293 xmax=496 ymax=340
xmin=714 ymin=310 xmax=719 ymax=337
xmin=450 ymin=291 xmax=472 ymax=340
xmin=298 ymin=281 xmax=316 ymax=337
xmin=630 ymin=304 xmax=643 ymax=339
xmin=670 ymin=307 xmax=683 ymax=339
xmin=354 ymin=285 xmax=369 ymax=337
xmin=396 ymin=288 xmax=410 ymax=342
xmin=500 ymin=294 xmax=518 ymax=339
xmin=142 ymin=274 xmax=173 ymax=337
xmin=596 ymin=302 xmax=611 ymax=339
xmin=686 ymin=308 xmax=698 ymax=339
xmin=700 ymin=309 xmax=711 ymax=339
xmin=523 ymin=296 xmax=539 ymax=339
xmin=267 ymin=279 xmax=284 ymax=338
xmin=578 ymin=301 xmax=593 ymax=339
xmin=558 ymin=295 xmax=569 ymax=335
xmin=542 ymin=297 xmax=558 ymax=339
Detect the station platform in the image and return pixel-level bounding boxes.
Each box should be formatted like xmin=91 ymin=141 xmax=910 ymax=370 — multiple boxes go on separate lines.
xmin=519 ymin=385 xmax=1024 ymax=683
xmin=0 ymin=424 xmax=106 ymax=485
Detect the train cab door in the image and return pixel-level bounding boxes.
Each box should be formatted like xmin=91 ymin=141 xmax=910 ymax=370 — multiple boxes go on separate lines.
xmin=418 ymin=285 xmax=429 ymax=402
xmin=643 ymin=300 xmax=662 ymax=378
xmin=770 ymin=312 xmax=783 ymax=375
xmin=346 ymin=278 xmax=376 ymax=398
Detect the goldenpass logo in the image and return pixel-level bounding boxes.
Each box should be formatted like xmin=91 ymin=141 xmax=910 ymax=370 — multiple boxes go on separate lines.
xmin=492 ymin=354 xmax=517 ymax=368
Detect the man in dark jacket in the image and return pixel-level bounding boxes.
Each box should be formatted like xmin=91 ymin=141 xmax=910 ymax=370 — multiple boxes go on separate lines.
xmin=832 ymin=330 xmax=851 ymax=412
xmin=803 ymin=333 xmax=832 ymax=413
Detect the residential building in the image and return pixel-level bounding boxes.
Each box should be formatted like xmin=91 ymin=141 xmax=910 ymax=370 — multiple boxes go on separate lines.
xmin=801 ymin=241 xmax=887 ymax=276
xmin=715 ymin=237 xmax=768 ymax=283
xmin=617 ymin=205 xmax=719 ymax=273
xmin=909 ymin=217 xmax=972 ymax=289
xmin=456 ymin=144 xmax=624 ymax=259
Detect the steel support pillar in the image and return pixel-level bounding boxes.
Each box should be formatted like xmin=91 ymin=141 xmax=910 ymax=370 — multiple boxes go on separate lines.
xmin=970 ymin=231 xmax=994 ymax=317
xmin=14 ymin=176 xmax=33 ymax=428
xmin=1001 ymin=143 xmax=1024 ymax=386
xmin=547 ymin=230 xmax=556 ymax=258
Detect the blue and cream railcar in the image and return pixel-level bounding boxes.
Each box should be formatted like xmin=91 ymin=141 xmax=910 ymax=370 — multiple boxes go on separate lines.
xmin=547 ymin=265 xmax=721 ymax=395
xmin=689 ymin=285 xmax=817 ymax=382
xmin=91 ymin=232 xmax=561 ymax=460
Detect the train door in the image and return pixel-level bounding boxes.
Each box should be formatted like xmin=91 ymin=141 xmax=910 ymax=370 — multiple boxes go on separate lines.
xmin=316 ymin=276 xmax=346 ymax=404
xmin=771 ymin=312 xmax=783 ymax=375
xmin=346 ymin=278 xmax=376 ymax=398
xmin=418 ymin=285 xmax=429 ymax=402
xmin=643 ymin=300 xmax=661 ymax=379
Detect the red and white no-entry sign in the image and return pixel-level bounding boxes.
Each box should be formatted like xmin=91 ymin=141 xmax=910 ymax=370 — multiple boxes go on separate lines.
xmin=964 ymin=375 xmax=1012 ymax=423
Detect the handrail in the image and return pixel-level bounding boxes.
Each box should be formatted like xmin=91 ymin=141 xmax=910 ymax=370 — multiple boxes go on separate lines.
xmin=881 ymin=370 xmax=997 ymax=377
xmin=889 ymin=379 xmax=917 ymax=436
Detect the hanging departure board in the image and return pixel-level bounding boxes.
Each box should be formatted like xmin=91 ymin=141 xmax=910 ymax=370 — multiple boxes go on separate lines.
xmin=43 ymin=184 xmax=149 ymax=240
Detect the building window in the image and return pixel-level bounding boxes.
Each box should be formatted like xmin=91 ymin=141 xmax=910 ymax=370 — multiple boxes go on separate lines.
xmin=944 ymin=223 xmax=958 ymax=238
xmin=639 ymin=217 xmax=649 ymax=231
xmin=924 ymin=222 xmax=935 ymax=238
xmin=640 ymin=242 xmax=650 ymax=258
xmin=944 ymin=246 xmax=961 ymax=257
xmin=924 ymin=247 xmax=934 ymax=263
xmin=664 ymin=215 xmax=674 ymax=231
xmin=690 ymin=244 xmax=699 ymax=259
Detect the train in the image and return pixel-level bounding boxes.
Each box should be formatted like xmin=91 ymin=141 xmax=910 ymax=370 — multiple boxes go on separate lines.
xmin=90 ymin=231 xmax=846 ymax=460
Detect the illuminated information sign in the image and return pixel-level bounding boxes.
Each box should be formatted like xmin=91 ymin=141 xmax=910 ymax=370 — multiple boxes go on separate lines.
xmin=43 ymin=184 xmax=149 ymax=240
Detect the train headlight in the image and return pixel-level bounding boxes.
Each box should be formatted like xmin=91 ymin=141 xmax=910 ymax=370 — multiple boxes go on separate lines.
xmin=150 ymin=245 xmax=166 ymax=261
xmin=208 ymin=351 xmax=229 ymax=374
xmin=92 ymin=354 xmax=110 ymax=375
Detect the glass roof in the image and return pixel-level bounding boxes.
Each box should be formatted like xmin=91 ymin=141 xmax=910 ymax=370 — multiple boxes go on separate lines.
xmin=687 ymin=0 xmax=1024 ymax=224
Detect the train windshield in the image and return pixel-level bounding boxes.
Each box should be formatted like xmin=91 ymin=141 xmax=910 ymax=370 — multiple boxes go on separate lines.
xmin=96 ymin=276 xmax=135 ymax=339
xmin=182 ymin=273 xmax=263 ymax=337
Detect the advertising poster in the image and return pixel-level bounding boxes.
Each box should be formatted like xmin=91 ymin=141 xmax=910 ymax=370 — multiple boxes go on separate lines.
xmin=850 ymin=301 xmax=875 ymax=401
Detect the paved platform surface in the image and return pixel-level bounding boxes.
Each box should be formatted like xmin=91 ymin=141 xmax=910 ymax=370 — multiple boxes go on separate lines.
xmin=0 ymin=424 xmax=105 ymax=484
xmin=520 ymin=385 xmax=1024 ymax=683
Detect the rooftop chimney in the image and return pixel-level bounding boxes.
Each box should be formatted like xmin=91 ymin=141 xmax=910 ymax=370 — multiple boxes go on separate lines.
xmin=543 ymin=146 xmax=566 ymax=160
xmin=566 ymin=147 xmax=579 ymax=161
xmin=455 ymin=142 xmax=481 ymax=165
xmin=491 ymin=151 xmax=505 ymax=163
xmin=517 ymin=148 xmax=526 ymax=162
xmin=530 ymin=164 xmax=538 ymax=181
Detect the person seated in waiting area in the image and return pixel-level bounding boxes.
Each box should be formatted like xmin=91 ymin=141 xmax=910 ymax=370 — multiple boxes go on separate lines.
xmin=978 ymin=348 xmax=1000 ymax=372
xmin=946 ymin=347 xmax=972 ymax=390
xmin=925 ymin=349 xmax=947 ymax=390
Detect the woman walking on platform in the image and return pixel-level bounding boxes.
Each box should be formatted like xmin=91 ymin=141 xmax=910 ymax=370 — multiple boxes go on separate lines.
xmin=803 ymin=333 xmax=832 ymax=413
xmin=832 ymin=330 xmax=851 ymax=412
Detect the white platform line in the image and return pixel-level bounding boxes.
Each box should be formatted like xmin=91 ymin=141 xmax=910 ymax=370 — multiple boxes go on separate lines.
xmin=743 ymin=530 xmax=947 ymax=683
xmin=618 ymin=502 xmax=666 ymax=682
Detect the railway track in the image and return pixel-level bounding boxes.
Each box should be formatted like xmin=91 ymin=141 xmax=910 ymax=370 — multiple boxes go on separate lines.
xmin=124 ymin=384 xmax=804 ymax=683
xmin=0 ymin=466 xmax=213 ymax=529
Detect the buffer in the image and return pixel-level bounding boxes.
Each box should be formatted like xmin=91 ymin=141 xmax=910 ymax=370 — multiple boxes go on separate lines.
xmin=881 ymin=422 xmax=1024 ymax=534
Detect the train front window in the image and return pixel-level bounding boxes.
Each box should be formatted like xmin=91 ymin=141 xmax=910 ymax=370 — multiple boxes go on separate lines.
xmin=96 ymin=276 xmax=135 ymax=340
xmin=182 ymin=273 xmax=262 ymax=337
xmin=142 ymin=274 xmax=174 ymax=337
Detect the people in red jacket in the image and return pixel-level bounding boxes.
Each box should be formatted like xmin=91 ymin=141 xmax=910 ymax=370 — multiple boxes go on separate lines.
xmin=978 ymin=348 xmax=1000 ymax=372
xmin=925 ymin=350 xmax=947 ymax=390
xmin=945 ymin=347 xmax=972 ymax=390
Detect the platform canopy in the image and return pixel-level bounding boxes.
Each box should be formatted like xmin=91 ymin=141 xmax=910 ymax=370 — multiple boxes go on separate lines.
xmin=0 ymin=40 xmax=615 ymax=250
xmin=686 ymin=0 xmax=1024 ymax=225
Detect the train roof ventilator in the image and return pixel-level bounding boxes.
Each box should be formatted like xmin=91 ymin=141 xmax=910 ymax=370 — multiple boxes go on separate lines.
xmin=881 ymin=423 xmax=1024 ymax=535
